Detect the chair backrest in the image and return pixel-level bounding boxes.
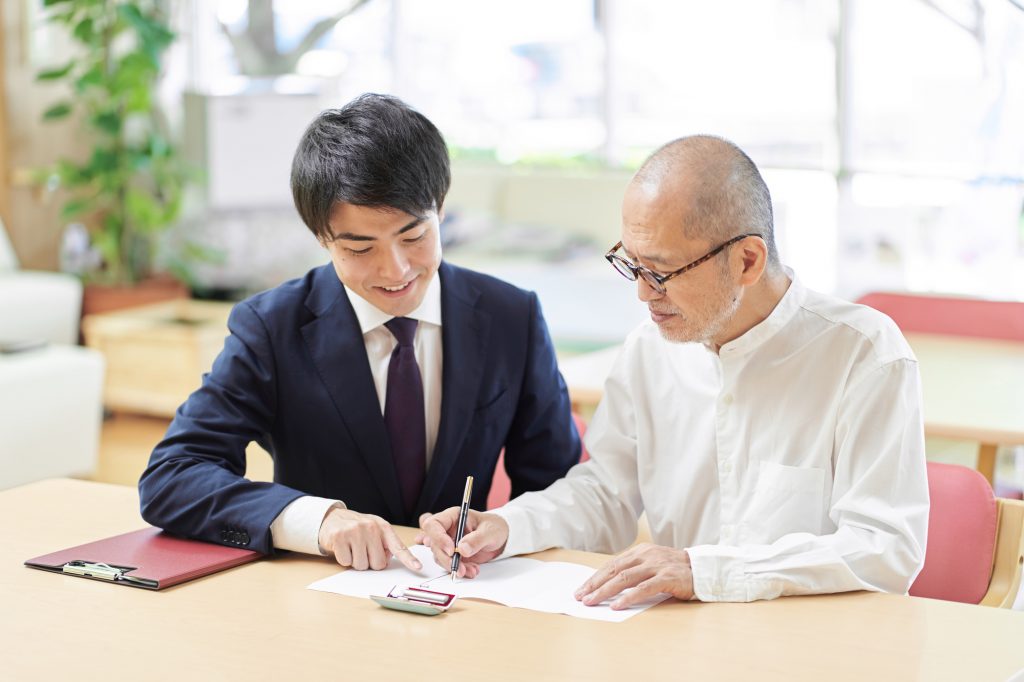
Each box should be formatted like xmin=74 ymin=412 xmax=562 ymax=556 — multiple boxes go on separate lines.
xmin=486 ymin=412 xmax=589 ymax=510
xmin=856 ymin=292 xmax=1024 ymax=343
xmin=910 ymin=462 xmax=998 ymax=603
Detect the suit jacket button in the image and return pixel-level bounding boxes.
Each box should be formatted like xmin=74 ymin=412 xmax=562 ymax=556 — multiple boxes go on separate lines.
xmin=239 ymin=532 xmax=250 ymax=545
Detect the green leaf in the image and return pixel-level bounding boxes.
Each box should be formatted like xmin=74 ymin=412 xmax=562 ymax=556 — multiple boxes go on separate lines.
xmin=72 ymin=16 xmax=95 ymax=43
xmin=183 ymin=240 xmax=225 ymax=265
xmin=124 ymin=86 xmax=151 ymax=113
xmin=43 ymin=0 xmax=74 ymax=6
xmin=92 ymin=227 xmax=121 ymax=271
xmin=117 ymin=3 xmax=175 ymax=55
xmin=117 ymin=4 xmax=170 ymax=36
xmin=37 ymin=62 xmax=74 ymax=81
xmin=161 ymin=194 xmax=183 ymax=225
xmin=74 ymin=64 xmax=104 ymax=92
xmin=115 ymin=3 xmax=145 ymax=23
xmin=60 ymin=197 xmax=94 ymax=219
xmin=125 ymin=188 xmax=162 ymax=232
xmin=55 ymin=159 xmax=87 ymax=186
xmin=42 ymin=102 xmax=73 ymax=120
xmin=91 ymin=111 xmax=122 ymax=135
xmin=88 ymin=147 xmax=119 ymax=174
xmin=150 ymin=25 xmax=176 ymax=48
xmin=120 ymin=51 xmax=159 ymax=74
xmin=110 ymin=53 xmax=157 ymax=95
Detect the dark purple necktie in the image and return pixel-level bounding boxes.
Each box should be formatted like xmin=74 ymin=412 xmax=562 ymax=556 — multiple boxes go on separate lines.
xmin=384 ymin=317 xmax=426 ymax=518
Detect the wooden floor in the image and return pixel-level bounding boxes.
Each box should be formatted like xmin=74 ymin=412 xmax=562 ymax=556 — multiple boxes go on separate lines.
xmin=93 ymin=414 xmax=274 ymax=486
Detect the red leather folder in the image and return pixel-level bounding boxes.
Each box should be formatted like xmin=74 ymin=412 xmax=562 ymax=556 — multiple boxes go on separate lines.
xmin=24 ymin=527 xmax=261 ymax=590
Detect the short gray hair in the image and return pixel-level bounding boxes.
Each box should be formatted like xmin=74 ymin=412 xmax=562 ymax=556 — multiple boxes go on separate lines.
xmin=635 ymin=135 xmax=780 ymax=267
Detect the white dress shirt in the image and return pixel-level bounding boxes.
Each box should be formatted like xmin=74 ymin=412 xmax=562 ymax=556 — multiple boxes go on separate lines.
xmin=492 ymin=272 xmax=930 ymax=602
xmin=269 ymin=275 xmax=444 ymax=554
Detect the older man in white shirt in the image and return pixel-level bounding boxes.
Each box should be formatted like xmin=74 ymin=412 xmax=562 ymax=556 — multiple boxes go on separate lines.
xmin=418 ymin=134 xmax=929 ymax=605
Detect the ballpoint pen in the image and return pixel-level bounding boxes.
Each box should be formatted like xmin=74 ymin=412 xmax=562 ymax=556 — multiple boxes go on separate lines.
xmin=450 ymin=476 xmax=474 ymax=581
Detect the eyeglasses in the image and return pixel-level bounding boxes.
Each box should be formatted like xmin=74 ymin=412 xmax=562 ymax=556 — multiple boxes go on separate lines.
xmin=605 ymin=233 xmax=761 ymax=294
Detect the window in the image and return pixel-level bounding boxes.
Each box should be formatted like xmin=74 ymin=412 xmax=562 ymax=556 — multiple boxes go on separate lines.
xmin=184 ymin=0 xmax=1024 ymax=300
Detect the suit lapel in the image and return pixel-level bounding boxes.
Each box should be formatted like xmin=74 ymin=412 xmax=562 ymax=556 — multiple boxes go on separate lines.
xmin=300 ymin=266 xmax=404 ymax=521
xmin=416 ymin=263 xmax=490 ymax=516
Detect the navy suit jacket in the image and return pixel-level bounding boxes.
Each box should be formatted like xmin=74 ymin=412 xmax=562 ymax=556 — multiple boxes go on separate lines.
xmin=139 ymin=262 xmax=580 ymax=553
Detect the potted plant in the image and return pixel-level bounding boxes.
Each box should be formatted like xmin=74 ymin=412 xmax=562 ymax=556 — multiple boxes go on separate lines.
xmin=36 ymin=0 xmax=191 ymax=314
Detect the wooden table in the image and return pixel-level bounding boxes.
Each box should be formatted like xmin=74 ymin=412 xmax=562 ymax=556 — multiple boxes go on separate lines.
xmin=4 ymin=479 xmax=1024 ymax=681
xmin=560 ymin=333 xmax=1024 ymax=484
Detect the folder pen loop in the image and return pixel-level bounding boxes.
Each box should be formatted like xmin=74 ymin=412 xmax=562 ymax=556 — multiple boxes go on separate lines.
xmin=27 ymin=527 xmax=261 ymax=590
xmin=60 ymin=560 xmax=158 ymax=587
xmin=62 ymin=561 xmax=125 ymax=581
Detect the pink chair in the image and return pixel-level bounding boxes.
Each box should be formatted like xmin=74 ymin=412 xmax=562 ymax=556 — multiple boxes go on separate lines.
xmin=486 ymin=413 xmax=589 ymax=510
xmin=857 ymin=291 xmax=1024 ymax=488
xmin=910 ymin=462 xmax=998 ymax=603
xmin=856 ymin=292 xmax=1024 ymax=343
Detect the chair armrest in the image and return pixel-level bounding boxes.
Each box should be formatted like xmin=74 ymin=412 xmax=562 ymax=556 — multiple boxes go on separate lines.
xmin=981 ymin=498 xmax=1024 ymax=608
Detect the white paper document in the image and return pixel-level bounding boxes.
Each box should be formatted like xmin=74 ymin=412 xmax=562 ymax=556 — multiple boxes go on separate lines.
xmin=307 ymin=545 xmax=668 ymax=622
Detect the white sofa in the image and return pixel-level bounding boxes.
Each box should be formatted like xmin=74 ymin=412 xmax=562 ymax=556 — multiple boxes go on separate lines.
xmin=0 ymin=221 xmax=83 ymax=345
xmin=0 ymin=219 xmax=105 ymax=490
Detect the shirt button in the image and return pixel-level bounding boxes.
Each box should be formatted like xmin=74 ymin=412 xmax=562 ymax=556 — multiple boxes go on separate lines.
xmin=722 ymin=394 xmax=734 ymax=405
xmin=720 ymin=461 xmax=733 ymax=475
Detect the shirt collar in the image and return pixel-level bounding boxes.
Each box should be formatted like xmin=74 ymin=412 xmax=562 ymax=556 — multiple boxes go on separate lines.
xmin=344 ymin=273 xmax=443 ymax=335
xmin=719 ymin=267 xmax=804 ymax=358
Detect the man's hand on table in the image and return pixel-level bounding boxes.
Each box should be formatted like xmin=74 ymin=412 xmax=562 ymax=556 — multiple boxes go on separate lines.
xmin=318 ymin=507 xmax=422 ymax=571
xmin=575 ymin=543 xmax=694 ymax=610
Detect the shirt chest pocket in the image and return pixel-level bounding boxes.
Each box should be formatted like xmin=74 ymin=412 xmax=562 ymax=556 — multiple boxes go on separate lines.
xmin=743 ymin=461 xmax=826 ymax=543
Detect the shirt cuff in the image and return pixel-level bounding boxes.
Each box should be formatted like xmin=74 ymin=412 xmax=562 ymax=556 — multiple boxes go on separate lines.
xmin=488 ymin=504 xmax=535 ymax=559
xmin=686 ymin=544 xmax=751 ymax=602
xmin=269 ymin=496 xmax=345 ymax=555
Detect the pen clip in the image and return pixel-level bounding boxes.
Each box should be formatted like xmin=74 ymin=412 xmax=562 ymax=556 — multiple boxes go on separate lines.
xmin=450 ymin=475 xmax=475 ymax=580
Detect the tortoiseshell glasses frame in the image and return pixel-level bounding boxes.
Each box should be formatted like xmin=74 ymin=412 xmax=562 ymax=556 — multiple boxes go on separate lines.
xmin=604 ymin=233 xmax=762 ymax=294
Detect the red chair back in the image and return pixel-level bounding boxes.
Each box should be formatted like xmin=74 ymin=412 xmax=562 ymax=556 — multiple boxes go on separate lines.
xmin=909 ymin=462 xmax=998 ymax=603
xmin=856 ymin=292 xmax=1024 ymax=342
xmin=486 ymin=413 xmax=589 ymax=510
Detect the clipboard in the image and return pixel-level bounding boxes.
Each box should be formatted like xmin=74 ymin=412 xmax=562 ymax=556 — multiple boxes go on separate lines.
xmin=24 ymin=527 xmax=261 ymax=590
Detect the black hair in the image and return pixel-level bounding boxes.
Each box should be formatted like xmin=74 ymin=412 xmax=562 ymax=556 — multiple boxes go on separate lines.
xmin=290 ymin=93 xmax=451 ymax=240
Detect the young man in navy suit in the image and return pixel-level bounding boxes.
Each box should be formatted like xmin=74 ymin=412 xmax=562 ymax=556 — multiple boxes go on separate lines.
xmin=139 ymin=94 xmax=580 ymax=572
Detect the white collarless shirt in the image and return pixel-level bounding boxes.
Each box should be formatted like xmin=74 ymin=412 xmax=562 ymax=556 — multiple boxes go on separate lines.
xmin=270 ymin=275 xmax=444 ymax=554
xmin=493 ymin=272 xmax=930 ymax=602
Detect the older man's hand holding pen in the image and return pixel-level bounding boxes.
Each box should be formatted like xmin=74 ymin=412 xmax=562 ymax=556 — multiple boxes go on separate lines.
xmin=415 ymin=508 xmax=509 ymax=578
xmin=417 ymin=508 xmax=695 ymax=610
